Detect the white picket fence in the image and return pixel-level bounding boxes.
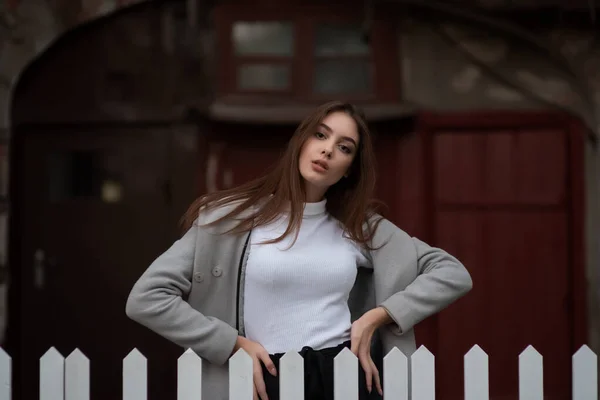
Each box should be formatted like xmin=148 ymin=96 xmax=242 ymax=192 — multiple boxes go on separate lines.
xmin=0 ymin=345 xmax=597 ymax=399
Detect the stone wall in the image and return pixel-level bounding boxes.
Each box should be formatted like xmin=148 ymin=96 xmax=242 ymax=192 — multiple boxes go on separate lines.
xmin=401 ymin=17 xmax=600 ymax=130
xmin=1 ymin=0 xmax=599 ymax=350
xmin=10 ymin=2 xmax=210 ymax=125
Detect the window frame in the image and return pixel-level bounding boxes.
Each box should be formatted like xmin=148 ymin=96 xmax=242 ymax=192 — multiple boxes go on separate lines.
xmin=230 ymin=19 xmax=297 ymax=95
xmin=215 ymin=5 xmax=400 ymax=102
xmin=308 ymin=15 xmax=375 ymax=100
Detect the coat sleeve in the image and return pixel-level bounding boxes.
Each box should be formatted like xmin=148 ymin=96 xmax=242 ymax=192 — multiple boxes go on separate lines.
xmin=378 ymin=233 xmax=473 ymax=335
xmin=125 ymin=217 xmax=239 ymax=365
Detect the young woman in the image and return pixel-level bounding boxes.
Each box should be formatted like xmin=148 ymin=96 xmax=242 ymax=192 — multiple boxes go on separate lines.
xmin=126 ymin=101 xmax=472 ymax=400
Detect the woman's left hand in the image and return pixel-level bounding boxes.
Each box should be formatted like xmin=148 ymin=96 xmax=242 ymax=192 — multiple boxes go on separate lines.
xmin=350 ymin=307 xmax=392 ymax=396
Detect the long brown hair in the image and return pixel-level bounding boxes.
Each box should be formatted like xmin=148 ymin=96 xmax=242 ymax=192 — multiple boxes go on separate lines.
xmin=181 ymin=101 xmax=384 ymax=248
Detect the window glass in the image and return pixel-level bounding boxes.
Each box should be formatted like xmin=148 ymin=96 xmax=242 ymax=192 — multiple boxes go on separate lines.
xmin=233 ymin=21 xmax=294 ymax=56
xmin=314 ymin=23 xmax=369 ymax=56
xmin=238 ymin=64 xmax=290 ymax=90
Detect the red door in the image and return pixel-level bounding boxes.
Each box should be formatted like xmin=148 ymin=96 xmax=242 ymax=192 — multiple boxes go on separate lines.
xmin=420 ymin=112 xmax=586 ymax=400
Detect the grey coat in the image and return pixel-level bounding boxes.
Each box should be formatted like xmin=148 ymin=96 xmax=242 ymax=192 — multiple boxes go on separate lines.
xmin=126 ymin=202 xmax=473 ymax=399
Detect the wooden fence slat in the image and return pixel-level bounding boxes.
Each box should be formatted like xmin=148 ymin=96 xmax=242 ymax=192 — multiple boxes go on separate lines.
xmin=464 ymin=345 xmax=489 ymax=400
xmin=123 ymin=349 xmax=147 ymax=400
xmin=40 ymin=347 xmax=64 ymax=400
xmin=280 ymin=351 xmax=303 ymax=400
xmin=65 ymin=349 xmax=89 ymax=400
xmin=229 ymin=349 xmax=253 ymax=400
xmin=519 ymin=345 xmax=543 ymax=400
xmin=383 ymin=347 xmax=408 ymax=400
xmin=334 ymin=348 xmax=358 ymax=400
xmin=0 ymin=348 xmax=11 ymax=400
xmin=411 ymin=346 xmax=435 ymax=400
xmin=573 ymin=345 xmax=598 ymax=400
xmin=14 ymin=342 xmax=600 ymax=399
xmin=178 ymin=349 xmax=202 ymax=400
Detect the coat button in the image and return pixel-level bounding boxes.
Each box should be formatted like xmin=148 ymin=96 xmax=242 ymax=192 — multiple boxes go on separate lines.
xmin=193 ymin=272 xmax=204 ymax=283
xmin=212 ymin=267 xmax=223 ymax=277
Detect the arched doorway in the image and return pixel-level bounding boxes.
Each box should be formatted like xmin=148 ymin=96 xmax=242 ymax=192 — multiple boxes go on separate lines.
xmin=7 ymin=2 xmax=203 ymax=399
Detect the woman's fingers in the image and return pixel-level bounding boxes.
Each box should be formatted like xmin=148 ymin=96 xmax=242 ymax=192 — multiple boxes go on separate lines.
xmin=358 ymin=341 xmax=382 ymax=395
xmin=350 ymin=336 xmax=360 ymax=356
xmin=259 ymin=352 xmax=278 ymax=377
xmin=252 ymin=359 xmax=269 ymax=400
xmin=359 ymin=355 xmax=373 ymax=393
xmin=371 ymin=359 xmax=383 ymax=395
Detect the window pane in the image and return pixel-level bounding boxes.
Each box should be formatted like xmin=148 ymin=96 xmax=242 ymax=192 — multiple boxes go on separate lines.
xmin=314 ymin=60 xmax=372 ymax=94
xmin=47 ymin=150 xmax=123 ymax=203
xmin=238 ymin=64 xmax=290 ymax=90
xmin=315 ymin=24 xmax=369 ymax=56
xmin=233 ymin=21 xmax=294 ymax=56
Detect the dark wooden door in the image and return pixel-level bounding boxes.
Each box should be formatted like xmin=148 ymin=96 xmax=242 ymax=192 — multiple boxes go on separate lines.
xmin=10 ymin=125 xmax=200 ymax=400
xmin=420 ymin=113 xmax=585 ymax=400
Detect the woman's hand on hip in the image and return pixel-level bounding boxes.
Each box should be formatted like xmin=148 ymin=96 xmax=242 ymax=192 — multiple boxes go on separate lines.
xmin=350 ymin=307 xmax=392 ymax=396
xmin=232 ymin=336 xmax=276 ymax=400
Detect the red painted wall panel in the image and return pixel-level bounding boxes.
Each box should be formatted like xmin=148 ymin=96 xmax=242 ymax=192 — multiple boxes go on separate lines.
xmin=434 ymin=129 xmax=567 ymax=206
xmin=435 ymin=210 xmax=570 ymax=399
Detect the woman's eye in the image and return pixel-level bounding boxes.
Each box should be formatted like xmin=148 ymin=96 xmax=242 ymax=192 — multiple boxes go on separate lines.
xmin=340 ymin=145 xmax=352 ymax=154
xmin=315 ymin=132 xmax=326 ymax=139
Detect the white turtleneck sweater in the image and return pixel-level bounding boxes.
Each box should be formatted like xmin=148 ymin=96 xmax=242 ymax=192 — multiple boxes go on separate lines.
xmin=243 ymin=199 xmax=370 ymax=354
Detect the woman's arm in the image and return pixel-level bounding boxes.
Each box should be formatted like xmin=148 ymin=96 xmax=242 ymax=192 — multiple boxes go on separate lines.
xmin=125 ymin=220 xmax=238 ymax=365
xmin=378 ymin=234 xmax=473 ymax=334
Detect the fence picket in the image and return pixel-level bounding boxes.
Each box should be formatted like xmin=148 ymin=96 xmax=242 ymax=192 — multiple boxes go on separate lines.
xmin=65 ymin=349 xmax=89 ymax=400
xmin=0 ymin=344 xmax=596 ymax=399
xmin=178 ymin=349 xmax=202 ymax=400
xmin=464 ymin=345 xmax=488 ymax=400
xmin=229 ymin=349 xmax=253 ymax=400
xmin=519 ymin=345 xmax=543 ymax=400
xmin=123 ymin=349 xmax=147 ymax=400
xmin=0 ymin=348 xmax=10 ymax=400
xmin=573 ymin=345 xmax=598 ymax=400
xmin=334 ymin=348 xmax=358 ymax=400
xmin=411 ymin=346 xmax=434 ymax=400
xmin=280 ymin=351 xmax=303 ymax=400
xmin=40 ymin=347 xmax=64 ymax=400
xmin=383 ymin=347 xmax=408 ymax=400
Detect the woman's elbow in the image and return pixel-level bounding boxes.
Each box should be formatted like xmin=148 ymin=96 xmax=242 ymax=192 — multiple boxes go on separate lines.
xmin=458 ymin=266 xmax=473 ymax=294
xmin=125 ymin=288 xmax=148 ymax=323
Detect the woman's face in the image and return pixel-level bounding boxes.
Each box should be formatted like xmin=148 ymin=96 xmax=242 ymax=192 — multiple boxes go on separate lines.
xmin=298 ymin=111 xmax=360 ymax=202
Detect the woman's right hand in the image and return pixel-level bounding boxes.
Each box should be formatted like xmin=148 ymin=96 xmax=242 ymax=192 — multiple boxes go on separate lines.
xmin=232 ymin=336 xmax=277 ymax=400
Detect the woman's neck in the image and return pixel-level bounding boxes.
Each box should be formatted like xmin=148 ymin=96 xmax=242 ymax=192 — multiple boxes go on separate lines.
xmin=304 ymin=183 xmax=327 ymax=203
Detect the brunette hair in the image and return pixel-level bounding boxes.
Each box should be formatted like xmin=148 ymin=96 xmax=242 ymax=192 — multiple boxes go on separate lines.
xmin=181 ymin=100 xmax=383 ymax=248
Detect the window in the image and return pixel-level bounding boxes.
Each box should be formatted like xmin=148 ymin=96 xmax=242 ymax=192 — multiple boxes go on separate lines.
xmin=47 ymin=150 xmax=124 ymax=203
xmin=233 ymin=21 xmax=294 ymax=56
xmin=231 ymin=21 xmax=294 ymax=92
xmin=218 ymin=7 xmax=398 ymax=101
xmin=313 ymin=23 xmax=373 ymax=94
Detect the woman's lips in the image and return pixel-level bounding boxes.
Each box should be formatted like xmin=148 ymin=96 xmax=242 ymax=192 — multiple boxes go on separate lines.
xmin=311 ymin=161 xmax=328 ymax=173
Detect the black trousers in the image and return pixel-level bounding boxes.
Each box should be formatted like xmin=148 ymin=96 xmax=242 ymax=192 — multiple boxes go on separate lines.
xmin=261 ymin=341 xmax=371 ymax=400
